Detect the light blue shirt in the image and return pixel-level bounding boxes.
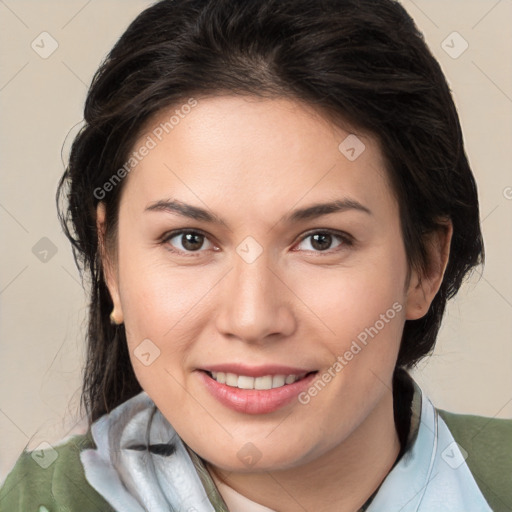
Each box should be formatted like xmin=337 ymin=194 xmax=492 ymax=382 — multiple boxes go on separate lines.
xmin=366 ymin=390 xmax=492 ymax=511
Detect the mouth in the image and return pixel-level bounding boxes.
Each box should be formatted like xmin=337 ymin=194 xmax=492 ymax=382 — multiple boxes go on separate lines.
xmin=204 ymin=370 xmax=318 ymax=390
xmin=197 ymin=368 xmax=319 ymax=414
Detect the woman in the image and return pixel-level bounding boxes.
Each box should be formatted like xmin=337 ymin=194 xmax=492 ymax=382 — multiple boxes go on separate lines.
xmin=1 ymin=0 xmax=510 ymax=510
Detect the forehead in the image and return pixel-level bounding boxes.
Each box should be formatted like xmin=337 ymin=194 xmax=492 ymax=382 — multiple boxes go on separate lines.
xmin=119 ymin=95 xmax=394 ymax=221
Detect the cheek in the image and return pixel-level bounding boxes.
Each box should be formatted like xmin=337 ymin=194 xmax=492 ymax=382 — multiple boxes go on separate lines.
xmin=118 ymin=246 xmax=199 ymax=336
xmin=116 ymin=248 xmax=219 ymax=392
xmin=115 ymin=254 xmax=179 ymax=380
xmin=289 ymin=251 xmax=408 ymax=424
xmin=295 ymin=251 xmax=407 ymax=344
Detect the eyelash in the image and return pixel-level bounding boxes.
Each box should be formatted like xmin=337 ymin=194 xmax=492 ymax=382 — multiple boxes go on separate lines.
xmin=160 ymin=228 xmax=354 ymax=257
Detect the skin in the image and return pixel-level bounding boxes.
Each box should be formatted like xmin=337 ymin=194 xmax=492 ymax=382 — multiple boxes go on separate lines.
xmin=97 ymin=95 xmax=452 ymax=512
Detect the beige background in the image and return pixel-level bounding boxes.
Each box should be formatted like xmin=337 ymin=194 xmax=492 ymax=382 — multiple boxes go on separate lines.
xmin=1 ymin=0 xmax=511 ymax=483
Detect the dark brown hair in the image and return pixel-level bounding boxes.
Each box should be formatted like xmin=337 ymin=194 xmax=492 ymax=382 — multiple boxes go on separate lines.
xmin=57 ymin=0 xmax=484 ymax=424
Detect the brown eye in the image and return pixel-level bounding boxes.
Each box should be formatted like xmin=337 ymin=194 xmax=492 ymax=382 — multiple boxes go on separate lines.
xmin=163 ymin=230 xmax=214 ymax=255
xmin=295 ymin=230 xmax=353 ymax=253
xmin=179 ymin=232 xmax=205 ymax=251
xmin=310 ymin=233 xmax=335 ymax=251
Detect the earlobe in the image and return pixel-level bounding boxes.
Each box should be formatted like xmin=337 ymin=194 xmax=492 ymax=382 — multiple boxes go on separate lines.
xmin=96 ymin=202 xmax=124 ymax=324
xmin=405 ymin=220 xmax=453 ymax=321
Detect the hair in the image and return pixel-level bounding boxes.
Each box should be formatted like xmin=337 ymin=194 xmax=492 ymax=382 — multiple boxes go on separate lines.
xmin=56 ymin=0 xmax=484 ymax=425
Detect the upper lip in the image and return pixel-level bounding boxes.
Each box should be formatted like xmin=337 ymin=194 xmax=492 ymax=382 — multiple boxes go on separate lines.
xmin=200 ymin=363 xmax=317 ymax=378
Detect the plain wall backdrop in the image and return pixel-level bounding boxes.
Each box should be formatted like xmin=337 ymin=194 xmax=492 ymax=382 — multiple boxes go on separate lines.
xmin=1 ymin=0 xmax=511 ymax=483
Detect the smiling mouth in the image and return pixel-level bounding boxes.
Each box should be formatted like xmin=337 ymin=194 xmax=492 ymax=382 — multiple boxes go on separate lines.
xmin=204 ymin=370 xmax=318 ymax=390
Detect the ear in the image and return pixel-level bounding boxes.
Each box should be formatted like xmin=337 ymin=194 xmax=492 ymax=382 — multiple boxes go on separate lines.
xmin=96 ymin=202 xmax=124 ymax=324
xmin=405 ymin=219 xmax=453 ymax=320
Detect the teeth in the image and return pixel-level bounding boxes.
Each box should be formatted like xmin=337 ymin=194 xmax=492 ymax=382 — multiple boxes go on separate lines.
xmin=255 ymin=375 xmax=273 ymax=390
xmin=272 ymin=374 xmax=286 ymax=388
xmin=226 ymin=373 xmax=238 ymax=386
xmin=238 ymin=375 xmax=254 ymax=389
xmin=209 ymin=371 xmax=307 ymax=390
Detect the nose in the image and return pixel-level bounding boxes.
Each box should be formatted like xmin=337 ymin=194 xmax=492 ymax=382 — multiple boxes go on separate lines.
xmin=215 ymin=251 xmax=296 ymax=344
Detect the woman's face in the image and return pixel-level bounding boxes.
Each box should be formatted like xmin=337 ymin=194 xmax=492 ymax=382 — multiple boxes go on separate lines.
xmin=98 ymin=95 xmax=438 ymax=472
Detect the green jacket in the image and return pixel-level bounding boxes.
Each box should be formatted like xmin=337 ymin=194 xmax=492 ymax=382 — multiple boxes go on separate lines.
xmin=1 ymin=409 xmax=511 ymax=511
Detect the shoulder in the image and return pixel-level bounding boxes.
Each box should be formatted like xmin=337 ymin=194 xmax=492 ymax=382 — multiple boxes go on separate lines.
xmin=437 ymin=408 xmax=512 ymax=512
xmin=0 ymin=431 xmax=115 ymax=512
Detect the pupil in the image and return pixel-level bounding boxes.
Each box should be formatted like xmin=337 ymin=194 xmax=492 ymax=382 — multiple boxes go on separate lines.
xmin=183 ymin=233 xmax=203 ymax=251
xmin=311 ymin=233 xmax=331 ymax=251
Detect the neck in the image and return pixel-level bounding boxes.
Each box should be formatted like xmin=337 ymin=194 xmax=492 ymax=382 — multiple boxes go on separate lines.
xmin=208 ymin=388 xmax=402 ymax=512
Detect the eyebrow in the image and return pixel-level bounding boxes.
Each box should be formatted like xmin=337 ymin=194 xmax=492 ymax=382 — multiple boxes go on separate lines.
xmin=144 ymin=198 xmax=372 ymax=226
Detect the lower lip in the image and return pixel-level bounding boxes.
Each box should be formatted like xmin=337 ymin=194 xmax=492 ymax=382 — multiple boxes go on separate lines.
xmin=197 ymin=371 xmax=318 ymax=415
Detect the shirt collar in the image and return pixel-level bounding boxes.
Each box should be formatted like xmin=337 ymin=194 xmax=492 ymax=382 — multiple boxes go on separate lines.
xmin=365 ymin=376 xmax=492 ymax=511
xmin=192 ymin=371 xmax=492 ymax=512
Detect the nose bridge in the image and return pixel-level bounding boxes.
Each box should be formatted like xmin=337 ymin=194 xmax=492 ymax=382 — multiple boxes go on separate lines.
xmin=235 ymin=250 xmax=273 ymax=304
xmin=215 ymin=247 xmax=294 ymax=342
xmin=231 ymin=250 xmax=276 ymax=320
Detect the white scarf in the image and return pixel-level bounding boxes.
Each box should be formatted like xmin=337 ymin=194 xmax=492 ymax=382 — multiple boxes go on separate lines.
xmin=80 ymin=392 xmax=225 ymax=511
xmin=80 ymin=382 xmax=492 ymax=512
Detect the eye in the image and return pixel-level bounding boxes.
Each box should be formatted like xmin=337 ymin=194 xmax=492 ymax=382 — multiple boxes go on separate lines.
xmin=294 ymin=230 xmax=353 ymax=253
xmin=161 ymin=228 xmax=353 ymax=257
xmin=162 ymin=230 xmax=216 ymax=256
